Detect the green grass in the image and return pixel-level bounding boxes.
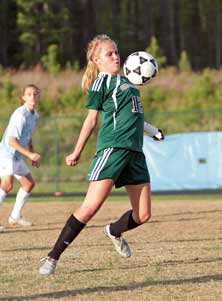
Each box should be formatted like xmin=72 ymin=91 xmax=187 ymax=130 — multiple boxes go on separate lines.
xmin=5 ymin=192 xmax=222 ymax=204
xmin=8 ymin=171 xmax=219 ymax=203
xmin=6 ymin=171 xmax=222 ymax=203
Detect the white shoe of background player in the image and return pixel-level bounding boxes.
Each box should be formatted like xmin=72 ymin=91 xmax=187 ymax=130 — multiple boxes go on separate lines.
xmin=8 ymin=215 xmax=32 ymax=227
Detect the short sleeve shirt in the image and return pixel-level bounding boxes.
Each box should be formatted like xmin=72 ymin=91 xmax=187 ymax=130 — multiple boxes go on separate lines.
xmin=86 ymin=72 xmax=144 ymax=153
xmin=0 ymin=104 xmax=39 ymax=160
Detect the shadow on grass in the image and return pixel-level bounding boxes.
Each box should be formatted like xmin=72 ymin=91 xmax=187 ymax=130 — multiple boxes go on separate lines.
xmin=156 ymin=236 xmax=222 ymax=244
xmin=158 ymin=256 xmax=222 ymax=266
xmin=2 ymin=224 xmax=103 ymax=235
xmin=0 ymin=274 xmax=222 ymax=301
xmin=156 ymin=209 xmax=222 ymax=218
xmin=2 ymin=246 xmax=50 ymax=252
xmin=151 ymin=217 xmax=204 ymax=223
xmin=1 ymin=227 xmax=63 ymax=235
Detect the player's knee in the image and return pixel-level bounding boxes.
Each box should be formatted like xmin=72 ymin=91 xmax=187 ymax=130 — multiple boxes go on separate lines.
xmin=30 ymin=180 xmax=35 ymax=190
xmin=24 ymin=180 xmax=35 ymax=192
xmin=3 ymin=183 xmax=13 ymax=192
xmin=137 ymin=212 xmax=151 ymax=224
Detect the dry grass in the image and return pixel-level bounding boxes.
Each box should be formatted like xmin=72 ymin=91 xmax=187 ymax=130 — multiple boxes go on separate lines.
xmin=0 ymin=199 xmax=222 ymax=301
xmin=2 ymin=66 xmax=83 ymax=99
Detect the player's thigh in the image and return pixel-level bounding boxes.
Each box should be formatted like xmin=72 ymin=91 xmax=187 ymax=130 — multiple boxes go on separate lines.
xmin=84 ymin=178 xmax=114 ymax=206
xmin=74 ymin=179 xmax=114 ymax=223
xmin=0 ymin=175 xmax=14 ymax=191
xmin=125 ymin=183 xmax=151 ymax=223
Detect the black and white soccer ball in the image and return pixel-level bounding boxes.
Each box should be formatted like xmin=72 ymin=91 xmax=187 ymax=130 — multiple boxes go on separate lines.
xmin=123 ymin=51 xmax=158 ymax=85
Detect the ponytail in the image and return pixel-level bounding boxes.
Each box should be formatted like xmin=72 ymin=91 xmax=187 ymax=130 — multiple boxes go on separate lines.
xmin=81 ymin=34 xmax=115 ymax=93
xmin=81 ymin=61 xmax=99 ymax=92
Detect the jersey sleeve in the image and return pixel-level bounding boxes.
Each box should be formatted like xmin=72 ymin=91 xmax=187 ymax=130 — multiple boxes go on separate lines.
xmin=85 ymin=90 xmax=104 ymax=110
xmin=85 ymin=75 xmax=107 ymax=110
xmin=6 ymin=111 xmax=24 ymax=139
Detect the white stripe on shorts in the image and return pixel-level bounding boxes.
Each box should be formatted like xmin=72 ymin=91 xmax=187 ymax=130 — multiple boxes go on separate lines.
xmin=89 ymin=148 xmax=113 ymax=180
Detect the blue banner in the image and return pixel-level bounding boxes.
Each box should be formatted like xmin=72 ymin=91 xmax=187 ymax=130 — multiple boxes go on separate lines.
xmin=143 ymin=131 xmax=222 ymax=191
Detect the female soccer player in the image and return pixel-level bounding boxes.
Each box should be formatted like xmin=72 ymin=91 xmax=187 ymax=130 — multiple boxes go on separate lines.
xmin=0 ymin=84 xmax=41 ymax=232
xmin=39 ymin=34 xmax=163 ymax=275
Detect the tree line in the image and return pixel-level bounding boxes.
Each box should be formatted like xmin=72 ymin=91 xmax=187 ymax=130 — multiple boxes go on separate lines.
xmin=0 ymin=0 xmax=221 ymax=70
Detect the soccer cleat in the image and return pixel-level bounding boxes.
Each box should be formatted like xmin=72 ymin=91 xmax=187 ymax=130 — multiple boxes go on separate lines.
xmin=8 ymin=216 xmax=32 ymax=227
xmin=39 ymin=257 xmax=57 ymax=275
xmin=104 ymin=224 xmax=131 ymax=258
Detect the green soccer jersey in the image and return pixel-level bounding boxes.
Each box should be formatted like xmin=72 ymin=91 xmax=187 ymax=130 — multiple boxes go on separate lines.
xmin=86 ymin=72 xmax=144 ymax=153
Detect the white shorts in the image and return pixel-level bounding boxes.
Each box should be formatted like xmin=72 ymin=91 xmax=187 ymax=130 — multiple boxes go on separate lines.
xmin=0 ymin=157 xmax=30 ymax=179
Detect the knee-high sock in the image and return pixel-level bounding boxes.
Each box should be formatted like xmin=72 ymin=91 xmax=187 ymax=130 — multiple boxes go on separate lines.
xmin=0 ymin=188 xmax=7 ymax=206
xmin=48 ymin=214 xmax=86 ymax=260
xmin=109 ymin=210 xmax=140 ymax=237
xmin=10 ymin=188 xmax=30 ymax=220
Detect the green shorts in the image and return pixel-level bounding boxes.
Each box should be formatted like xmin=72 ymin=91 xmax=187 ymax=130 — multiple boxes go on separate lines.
xmin=87 ymin=147 xmax=150 ymax=188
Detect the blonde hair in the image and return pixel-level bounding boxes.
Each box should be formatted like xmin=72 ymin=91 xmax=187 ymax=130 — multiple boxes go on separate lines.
xmin=81 ymin=34 xmax=116 ymax=92
xmin=20 ymin=84 xmax=41 ymax=105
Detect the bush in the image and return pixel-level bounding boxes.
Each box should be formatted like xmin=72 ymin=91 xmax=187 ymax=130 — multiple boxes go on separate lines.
xmin=65 ymin=61 xmax=80 ymax=72
xmin=41 ymin=44 xmax=61 ymax=75
xmin=184 ymin=69 xmax=215 ymax=109
xmin=37 ymin=92 xmax=56 ymax=116
xmin=0 ymin=80 xmax=18 ymax=119
xmin=145 ymin=36 xmax=166 ymax=69
xmin=179 ymin=50 xmax=191 ymax=72
xmin=141 ymin=84 xmax=169 ymax=111
xmin=59 ymin=86 xmax=85 ymax=112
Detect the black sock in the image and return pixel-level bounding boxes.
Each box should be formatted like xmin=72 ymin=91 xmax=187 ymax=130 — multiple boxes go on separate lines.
xmin=48 ymin=214 xmax=86 ymax=260
xmin=109 ymin=210 xmax=140 ymax=237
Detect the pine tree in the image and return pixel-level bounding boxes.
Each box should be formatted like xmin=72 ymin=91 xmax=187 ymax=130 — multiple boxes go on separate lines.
xmin=145 ymin=36 xmax=166 ymax=69
xmin=179 ymin=50 xmax=191 ymax=72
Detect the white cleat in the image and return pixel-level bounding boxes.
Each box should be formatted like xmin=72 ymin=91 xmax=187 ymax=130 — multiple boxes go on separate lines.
xmin=39 ymin=257 xmax=57 ymax=276
xmin=8 ymin=216 xmax=32 ymax=227
xmin=104 ymin=224 xmax=131 ymax=258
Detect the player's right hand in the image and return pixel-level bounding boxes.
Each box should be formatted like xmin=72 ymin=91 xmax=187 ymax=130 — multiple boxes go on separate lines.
xmin=66 ymin=153 xmax=79 ymax=166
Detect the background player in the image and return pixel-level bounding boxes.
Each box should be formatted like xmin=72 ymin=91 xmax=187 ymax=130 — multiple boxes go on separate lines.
xmin=39 ymin=34 xmax=163 ymax=275
xmin=0 ymin=84 xmax=41 ymax=231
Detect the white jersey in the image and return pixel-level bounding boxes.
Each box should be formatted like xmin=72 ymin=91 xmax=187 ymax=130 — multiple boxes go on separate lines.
xmin=0 ymin=104 xmax=39 ymax=160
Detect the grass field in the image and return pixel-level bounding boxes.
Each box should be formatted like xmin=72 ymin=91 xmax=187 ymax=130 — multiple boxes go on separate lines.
xmin=0 ymin=198 xmax=222 ymax=301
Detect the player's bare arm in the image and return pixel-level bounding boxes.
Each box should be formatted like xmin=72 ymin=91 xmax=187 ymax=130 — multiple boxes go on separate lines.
xmin=66 ymin=109 xmax=99 ymax=166
xmin=8 ymin=136 xmax=41 ymax=165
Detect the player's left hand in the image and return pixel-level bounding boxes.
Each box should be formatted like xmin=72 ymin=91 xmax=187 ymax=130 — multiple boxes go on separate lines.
xmin=153 ymin=129 xmax=164 ymax=141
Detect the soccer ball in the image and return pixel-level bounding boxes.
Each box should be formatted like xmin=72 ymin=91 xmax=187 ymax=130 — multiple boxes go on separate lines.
xmin=123 ymin=51 xmax=158 ymax=85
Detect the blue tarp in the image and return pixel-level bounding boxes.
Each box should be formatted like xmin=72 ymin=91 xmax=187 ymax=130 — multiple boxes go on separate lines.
xmin=143 ymin=131 xmax=222 ymax=191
